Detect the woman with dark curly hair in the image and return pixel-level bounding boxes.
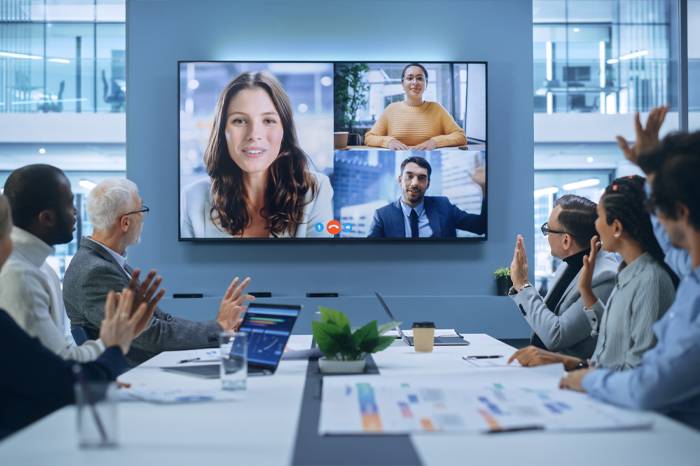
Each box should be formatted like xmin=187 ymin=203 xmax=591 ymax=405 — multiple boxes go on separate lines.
xmin=181 ymin=71 xmax=333 ymax=238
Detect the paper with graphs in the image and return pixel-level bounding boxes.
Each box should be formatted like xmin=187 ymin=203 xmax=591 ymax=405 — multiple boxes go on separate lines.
xmin=319 ymin=366 xmax=652 ymax=435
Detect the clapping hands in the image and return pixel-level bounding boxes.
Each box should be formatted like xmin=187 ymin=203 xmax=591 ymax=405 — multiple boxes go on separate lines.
xmin=510 ymin=235 xmax=529 ymax=290
xmin=217 ymin=276 xmax=255 ymax=331
xmin=578 ymin=236 xmax=601 ymax=308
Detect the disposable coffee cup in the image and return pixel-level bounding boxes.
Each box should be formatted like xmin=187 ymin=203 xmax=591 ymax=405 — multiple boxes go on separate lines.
xmin=412 ymin=322 xmax=435 ymax=352
xmin=334 ymin=131 xmax=349 ymax=149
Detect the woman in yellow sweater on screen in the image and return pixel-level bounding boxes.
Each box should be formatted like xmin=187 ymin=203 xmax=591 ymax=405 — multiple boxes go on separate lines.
xmin=363 ymin=63 xmax=468 ymax=150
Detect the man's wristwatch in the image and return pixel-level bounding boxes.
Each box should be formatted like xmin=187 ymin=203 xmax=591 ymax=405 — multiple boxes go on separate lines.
xmin=508 ymin=283 xmax=532 ymax=296
xmin=573 ymin=360 xmax=590 ymax=371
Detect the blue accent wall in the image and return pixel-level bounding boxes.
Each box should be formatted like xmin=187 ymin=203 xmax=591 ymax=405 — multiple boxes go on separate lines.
xmin=127 ymin=0 xmax=534 ymax=338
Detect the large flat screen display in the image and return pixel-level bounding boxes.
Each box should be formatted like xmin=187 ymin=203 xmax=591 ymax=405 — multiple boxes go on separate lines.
xmin=179 ymin=61 xmax=487 ymax=241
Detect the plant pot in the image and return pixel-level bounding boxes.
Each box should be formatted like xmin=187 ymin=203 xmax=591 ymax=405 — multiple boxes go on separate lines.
xmin=318 ymin=357 xmax=366 ymax=374
xmin=495 ymin=276 xmax=513 ymax=296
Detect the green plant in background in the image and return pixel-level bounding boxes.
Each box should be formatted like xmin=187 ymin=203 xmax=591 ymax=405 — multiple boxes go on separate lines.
xmin=312 ymin=306 xmax=397 ymax=361
xmin=493 ymin=267 xmax=511 ymax=279
xmin=333 ymin=63 xmax=369 ymax=134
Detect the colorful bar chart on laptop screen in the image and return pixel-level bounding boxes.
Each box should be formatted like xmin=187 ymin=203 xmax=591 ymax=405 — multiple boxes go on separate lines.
xmin=239 ymin=308 xmax=297 ymax=366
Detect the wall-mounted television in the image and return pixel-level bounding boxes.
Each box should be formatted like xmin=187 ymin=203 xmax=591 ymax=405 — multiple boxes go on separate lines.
xmin=178 ymin=61 xmax=487 ymax=241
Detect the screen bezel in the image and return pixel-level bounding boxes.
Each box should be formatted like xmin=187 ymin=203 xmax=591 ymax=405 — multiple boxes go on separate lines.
xmin=177 ymin=60 xmax=488 ymax=243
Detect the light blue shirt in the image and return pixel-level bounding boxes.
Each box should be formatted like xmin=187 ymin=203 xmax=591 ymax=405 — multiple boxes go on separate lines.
xmin=582 ymin=210 xmax=700 ymax=430
xmin=399 ymin=198 xmax=433 ymax=238
xmin=85 ymin=237 xmax=130 ymax=278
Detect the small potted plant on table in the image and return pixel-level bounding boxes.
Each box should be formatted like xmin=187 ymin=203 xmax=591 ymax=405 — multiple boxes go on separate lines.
xmin=494 ymin=267 xmax=513 ymax=296
xmin=312 ymin=306 xmax=397 ymax=374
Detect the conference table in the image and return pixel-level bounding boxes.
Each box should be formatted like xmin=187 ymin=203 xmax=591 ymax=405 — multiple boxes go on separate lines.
xmin=1 ymin=334 xmax=699 ymax=466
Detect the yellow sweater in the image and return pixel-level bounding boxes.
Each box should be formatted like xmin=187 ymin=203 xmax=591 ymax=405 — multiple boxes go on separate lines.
xmin=363 ymin=101 xmax=467 ymax=148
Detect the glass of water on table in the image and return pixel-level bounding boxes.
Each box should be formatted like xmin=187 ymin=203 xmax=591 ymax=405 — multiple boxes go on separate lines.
xmin=219 ymin=331 xmax=247 ymax=391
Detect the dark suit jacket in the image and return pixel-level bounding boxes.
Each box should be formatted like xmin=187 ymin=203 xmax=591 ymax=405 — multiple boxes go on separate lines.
xmin=63 ymin=238 xmax=221 ymax=366
xmin=367 ymin=197 xmax=486 ymax=238
xmin=0 ymin=309 xmax=126 ymax=440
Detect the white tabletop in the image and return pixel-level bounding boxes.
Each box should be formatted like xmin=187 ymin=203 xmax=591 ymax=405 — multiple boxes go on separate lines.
xmin=1 ymin=334 xmax=698 ymax=466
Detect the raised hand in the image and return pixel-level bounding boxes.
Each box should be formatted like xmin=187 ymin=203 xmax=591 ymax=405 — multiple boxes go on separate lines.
xmin=127 ymin=268 xmax=165 ymax=319
xmin=616 ymin=106 xmax=668 ymax=168
xmin=386 ymin=138 xmax=409 ymax=150
xmin=217 ymin=276 xmax=255 ymax=331
xmin=471 ymin=165 xmax=486 ymax=192
xmin=578 ymin=235 xmax=601 ymax=308
xmin=510 ymin=235 xmax=529 ymax=289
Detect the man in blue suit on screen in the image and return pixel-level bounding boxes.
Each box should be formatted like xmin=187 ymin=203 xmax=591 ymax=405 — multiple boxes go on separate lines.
xmin=367 ymin=156 xmax=486 ymax=238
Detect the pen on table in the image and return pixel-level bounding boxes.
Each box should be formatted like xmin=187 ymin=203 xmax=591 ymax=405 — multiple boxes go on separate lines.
xmin=487 ymin=425 xmax=544 ymax=434
xmin=178 ymin=357 xmax=201 ymax=364
xmin=462 ymin=355 xmax=503 ymax=360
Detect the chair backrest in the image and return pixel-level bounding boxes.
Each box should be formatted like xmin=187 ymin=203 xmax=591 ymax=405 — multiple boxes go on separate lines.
xmin=71 ymin=325 xmax=89 ymax=345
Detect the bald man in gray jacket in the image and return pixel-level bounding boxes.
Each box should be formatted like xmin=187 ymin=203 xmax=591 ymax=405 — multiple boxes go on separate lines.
xmin=509 ymin=195 xmax=618 ymax=360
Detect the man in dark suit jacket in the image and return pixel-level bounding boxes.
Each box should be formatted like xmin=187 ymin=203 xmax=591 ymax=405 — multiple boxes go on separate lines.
xmin=63 ymin=179 xmax=253 ymax=366
xmin=368 ymin=156 xmax=486 ymax=238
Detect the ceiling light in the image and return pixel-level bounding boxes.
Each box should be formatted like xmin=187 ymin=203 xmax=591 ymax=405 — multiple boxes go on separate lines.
xmin=79 ymin=179 xmax=97 ymax=191
xmin=563 ymin=179 xmax=600 ymax=191
xmin=534 ymin=187 xmax=559 ymax=197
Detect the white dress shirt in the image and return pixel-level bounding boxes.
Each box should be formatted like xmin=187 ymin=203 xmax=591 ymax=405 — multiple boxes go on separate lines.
xmin=399 ymin=198 xmax=433 ymax=238
xmin=0 ymin=227 xmax=105 ymax=362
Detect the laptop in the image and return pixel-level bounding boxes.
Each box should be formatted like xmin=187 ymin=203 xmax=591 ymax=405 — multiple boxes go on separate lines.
xmin=374 ymin=292 xmax=469 ymax=346
xmin=162 ymin=303 xmax=301 ymax=378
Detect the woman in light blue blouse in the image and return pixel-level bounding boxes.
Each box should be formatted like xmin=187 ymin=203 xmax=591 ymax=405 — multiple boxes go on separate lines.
xmin=510 ymin=175 xmax=677 ymax=370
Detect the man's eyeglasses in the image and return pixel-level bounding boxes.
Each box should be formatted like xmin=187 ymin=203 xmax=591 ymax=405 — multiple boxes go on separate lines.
xmin=122 ymin=204 xmax=150 ymax=217
xmin=540 ymin=221 xmax=568 ymax=237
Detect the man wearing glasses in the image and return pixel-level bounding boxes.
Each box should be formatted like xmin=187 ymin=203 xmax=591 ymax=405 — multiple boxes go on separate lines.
xmin=507 ymin=195 xmax=618 ymax=360
xmin=63 ymin=178 xmax=253 ymax=366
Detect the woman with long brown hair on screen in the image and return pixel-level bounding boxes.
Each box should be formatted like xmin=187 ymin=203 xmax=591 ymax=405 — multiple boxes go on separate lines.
xmin=181 ymin=71 xmax=333 ymax=238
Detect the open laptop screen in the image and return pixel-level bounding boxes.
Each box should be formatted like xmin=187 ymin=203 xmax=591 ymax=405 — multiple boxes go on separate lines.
xmin=239 ymin=304 xmax=300 ymax=369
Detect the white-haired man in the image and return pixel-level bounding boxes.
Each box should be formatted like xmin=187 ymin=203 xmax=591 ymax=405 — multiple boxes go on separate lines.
xmin=63 ymin=178 xmax=253 ymax=366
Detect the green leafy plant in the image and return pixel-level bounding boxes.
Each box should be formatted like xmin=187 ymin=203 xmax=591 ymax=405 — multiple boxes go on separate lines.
xmin=312 ymin=306 xmax=397 ymax=361
xmin=334 ymin=63 xmax=369 ymax=134
xmin=493 ymin=267 xmax=511 ymax=279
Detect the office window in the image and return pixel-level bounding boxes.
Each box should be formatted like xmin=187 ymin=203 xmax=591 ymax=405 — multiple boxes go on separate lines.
xmin=0 ymin=0 xmax=126 ymax=278
xmin=532 ymin=0 xmax=685 ymax=285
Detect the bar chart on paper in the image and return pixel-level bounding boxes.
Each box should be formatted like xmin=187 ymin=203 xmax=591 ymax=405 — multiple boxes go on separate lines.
xmin=319 ymin=370 xmax=653 ymax=435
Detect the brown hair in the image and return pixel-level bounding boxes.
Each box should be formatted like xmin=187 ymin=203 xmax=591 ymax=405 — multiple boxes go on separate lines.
xmin=204 ymin=71 xmax=317 ymax=237
xmin=0 ymin=194 xmax=12 ymax=238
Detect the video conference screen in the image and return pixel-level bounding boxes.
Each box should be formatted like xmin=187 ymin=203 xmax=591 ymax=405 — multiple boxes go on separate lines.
xmin=179 ymin=61 xmax=487 ymax=241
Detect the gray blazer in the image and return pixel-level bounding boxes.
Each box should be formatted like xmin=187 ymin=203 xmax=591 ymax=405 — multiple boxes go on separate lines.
xmin=63 ymin=238 xmax=221 ymax=366
xmin=510 ymin=251 xmax=619 ymax=359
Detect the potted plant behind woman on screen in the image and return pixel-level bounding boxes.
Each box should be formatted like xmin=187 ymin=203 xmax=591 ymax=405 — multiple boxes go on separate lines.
xmin=334 ymin=63 xmax=369 ymax=146
xmin=312 ymin=307 xmax=397 ymax=374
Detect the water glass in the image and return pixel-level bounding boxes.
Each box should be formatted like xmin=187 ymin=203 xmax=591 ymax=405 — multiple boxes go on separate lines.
xmin=75 ymin=381 xmax=119 ymax=448
xmin=220 ymin=331 xmax=247 ymax=391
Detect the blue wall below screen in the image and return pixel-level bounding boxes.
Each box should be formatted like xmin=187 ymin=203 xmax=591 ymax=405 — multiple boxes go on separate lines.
xmin=127 ymin=0 xmax=534 ymax=338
